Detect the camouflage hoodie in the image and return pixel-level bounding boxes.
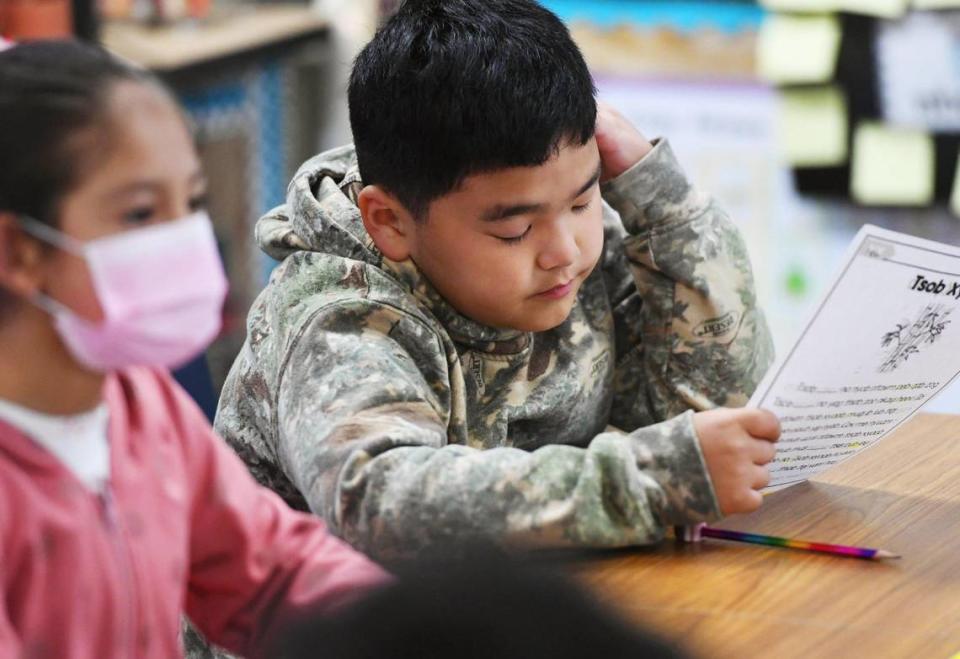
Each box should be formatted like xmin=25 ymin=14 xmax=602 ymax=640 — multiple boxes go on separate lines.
xmin=216 ymin=140 xmax=774 ymax=561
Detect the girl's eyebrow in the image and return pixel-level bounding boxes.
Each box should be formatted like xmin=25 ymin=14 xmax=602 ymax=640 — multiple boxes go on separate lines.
xmin=105 ymin=170 xmax=207 ymax=199
xmin=105 ymin=181 xmax=162 ymax=199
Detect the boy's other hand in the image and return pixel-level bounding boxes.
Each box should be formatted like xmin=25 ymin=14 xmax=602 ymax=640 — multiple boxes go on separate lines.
xmin=692 ymin=408 xmax=781 ymax=516
xmin=595 ymin=101 xmax=654 ymax=183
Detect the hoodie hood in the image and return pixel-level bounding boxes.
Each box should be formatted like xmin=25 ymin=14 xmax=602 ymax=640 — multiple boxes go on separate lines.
xmin=255 ymin=145 xmax=528 ymax=350
xmin=256 ymin=144 xmax=380 ymax=264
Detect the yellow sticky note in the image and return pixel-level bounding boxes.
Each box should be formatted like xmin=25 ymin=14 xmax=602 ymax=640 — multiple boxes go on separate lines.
xmin=778 ymin=87 xmax=848 ymax=167
xmin=836 ymin=0 xmax=910 ymax=17
xmin=757 ymin=14 xmax=842 ymax=85
xmin=951 ymin=152 xmax=960 ymax=218
xmin=850 ymin=122 xmax=935 ymax=206
xmin=761 ymin=0 xmax=909 ymax=14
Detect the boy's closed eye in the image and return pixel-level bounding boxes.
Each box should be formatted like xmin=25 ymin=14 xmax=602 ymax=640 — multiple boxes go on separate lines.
xmin=492 ymin=194 xmax=596 ymax=245
xmin=484 ymin=161 xmax=601 ymax=243
xmin=497 ymin=225 xmax=532 ymax=245
xmin=494 ymin=199 xmax=593 ymax=245
xmin=572 ymin=199 xmax=592 ymax=214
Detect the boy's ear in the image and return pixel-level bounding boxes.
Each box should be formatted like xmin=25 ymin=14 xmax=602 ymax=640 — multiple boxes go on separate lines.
xmin=357 ymin=185 xmax=415 ymax=262
xmin=0 ymin=212 xmax=44 ymax=299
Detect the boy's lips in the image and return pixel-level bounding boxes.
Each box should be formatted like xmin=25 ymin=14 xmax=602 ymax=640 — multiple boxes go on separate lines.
xmin=535 ymin=278 xmax=575 ymax=300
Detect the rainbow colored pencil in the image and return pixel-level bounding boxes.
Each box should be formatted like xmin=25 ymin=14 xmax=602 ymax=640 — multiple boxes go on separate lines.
xmin=678 ymin=524 xmax=899 ymax=560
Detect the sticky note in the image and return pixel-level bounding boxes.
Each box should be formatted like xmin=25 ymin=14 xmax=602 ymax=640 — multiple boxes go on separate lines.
xmin=778 ymin=87 xmax=848 ymax=167
xmin=836 ymin=0 xmax=910 ymax=17
xmin=760 ymin=0 xmax=909 ymax=13
xmin=757 ymin=14 xmax=842 ymax=85
xmin=850 ymin=122 xmax=935 ymax=206
xmin=951 ymin=151 xmax=960 ymax=218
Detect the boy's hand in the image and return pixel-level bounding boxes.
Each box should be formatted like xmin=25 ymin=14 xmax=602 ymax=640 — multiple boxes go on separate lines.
xmin=595 ymin=101 xmax=654 ymax=183
xmin=692 ymin=408 xmax=781 ymax=516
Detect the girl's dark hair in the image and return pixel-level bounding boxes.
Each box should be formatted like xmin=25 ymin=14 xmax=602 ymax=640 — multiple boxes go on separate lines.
xmin=0 ymin=39 xmax=163 ymax=226
xmin=0 ymin=39 xmax=165 ymax=313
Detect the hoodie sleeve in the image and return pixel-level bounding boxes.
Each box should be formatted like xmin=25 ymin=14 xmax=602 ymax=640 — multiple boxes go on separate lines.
xmin=598 ymin=139 xmax=775 ymax=430
xmin=272 ymin=300 xmax=721 ymax=562
xmin=172 ymin=376 xmax=388 ymax=658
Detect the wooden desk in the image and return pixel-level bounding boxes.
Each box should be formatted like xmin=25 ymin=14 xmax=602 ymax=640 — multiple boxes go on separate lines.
xmin=574 ymin=413 xmax=960 ymax=658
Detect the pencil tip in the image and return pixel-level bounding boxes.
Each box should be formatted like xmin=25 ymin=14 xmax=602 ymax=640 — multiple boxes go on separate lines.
xmin=876 ymin=550 xmax=901 ymax=559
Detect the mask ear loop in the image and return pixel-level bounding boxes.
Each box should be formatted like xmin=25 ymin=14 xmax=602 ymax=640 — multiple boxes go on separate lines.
xmin=15 ymin=216 xmax=97 ymax=323
xmin=16 ymin=216 xmax=87 ymax=256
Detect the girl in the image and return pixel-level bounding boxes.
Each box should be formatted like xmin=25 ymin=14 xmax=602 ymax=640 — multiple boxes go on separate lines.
xmin=0 ymin=40 xmax=387 ymax=658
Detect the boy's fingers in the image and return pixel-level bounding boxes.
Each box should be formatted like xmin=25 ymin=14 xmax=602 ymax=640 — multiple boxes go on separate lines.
xmin=751 ymin=439 xmax=777 ymax=465
xmin=751 ymin=464 xmax=771 ymax=490
xmin=737 ymin=489 xmax=764 ymax=514
xmin=741 ymin=409 xmax=781 ymax=441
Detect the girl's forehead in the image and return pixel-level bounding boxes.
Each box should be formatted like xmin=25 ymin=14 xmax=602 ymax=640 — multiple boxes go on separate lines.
xmin=79 ymin=83 xmax=200 ymax=192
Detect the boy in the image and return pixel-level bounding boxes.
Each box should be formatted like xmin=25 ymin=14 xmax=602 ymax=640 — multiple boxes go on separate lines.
xmin=217 ymin=0 xmax=779 ymax=561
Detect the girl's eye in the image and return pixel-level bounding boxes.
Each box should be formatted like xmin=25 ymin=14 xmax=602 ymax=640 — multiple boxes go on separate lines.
xmin=189 ymin=194 xmax=209 ymax=213
xmin=572 ymin=200 xmax=592 ymax=215
xmin=122 ymin=206 xmax=155 ymax=225
xmin=497 ymin=226 xmax=531 ymax=245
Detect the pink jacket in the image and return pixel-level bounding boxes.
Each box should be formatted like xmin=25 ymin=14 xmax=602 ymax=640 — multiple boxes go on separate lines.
xmin=0 ymin=367 xmax=388 ymax=659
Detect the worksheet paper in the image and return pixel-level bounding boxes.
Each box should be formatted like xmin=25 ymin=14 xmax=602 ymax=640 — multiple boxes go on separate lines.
xmin=750 ymin=225 xmax=960 ymax=488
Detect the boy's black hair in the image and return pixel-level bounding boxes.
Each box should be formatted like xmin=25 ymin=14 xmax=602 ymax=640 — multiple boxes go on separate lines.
xmin=348 ymin=0 xmax=597 ymax=219
xmin=273 ymin=549 xmax=688 ymax=659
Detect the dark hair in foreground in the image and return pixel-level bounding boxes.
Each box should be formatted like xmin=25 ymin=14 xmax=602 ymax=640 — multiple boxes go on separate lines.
xmin=273 ymin=550 xmax=688 ymax=659
xmin=348 ymin=0 xmax=597 ymax=218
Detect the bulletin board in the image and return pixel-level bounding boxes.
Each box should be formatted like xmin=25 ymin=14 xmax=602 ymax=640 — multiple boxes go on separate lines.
xmin=757 ymin=4 xmax=960 ymax=213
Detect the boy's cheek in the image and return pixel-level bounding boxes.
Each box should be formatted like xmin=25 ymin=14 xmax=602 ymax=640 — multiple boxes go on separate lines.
xmin=584 ymin=212 xmax=606 ymax=268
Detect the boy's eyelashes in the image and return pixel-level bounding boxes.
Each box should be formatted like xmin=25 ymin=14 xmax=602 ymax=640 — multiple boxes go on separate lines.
xmin=571 ymin=200 xmax=592 ymax=215
xmin=497 ymin=225 xmax=532 ymax=245
xmin=494 ymin=200 xmax=594 ymax=244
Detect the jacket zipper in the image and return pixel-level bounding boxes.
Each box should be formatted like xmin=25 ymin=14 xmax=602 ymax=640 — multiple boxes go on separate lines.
xmin=101 ymin=486 xmax=138 ymax=658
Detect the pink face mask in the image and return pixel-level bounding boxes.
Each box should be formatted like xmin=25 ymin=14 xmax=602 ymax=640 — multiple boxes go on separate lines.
xmin=20 ymin=212 xmax=228 ymax=373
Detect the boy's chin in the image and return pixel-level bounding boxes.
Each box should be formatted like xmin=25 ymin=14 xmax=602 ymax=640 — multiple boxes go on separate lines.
xmin=502 ymin=306 xmax=575 ymax=333
xmin=457 ymin=298 xmax=576 ymax=334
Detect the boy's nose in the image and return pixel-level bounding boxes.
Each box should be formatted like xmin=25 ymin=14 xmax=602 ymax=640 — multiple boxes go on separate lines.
xmin=536 ymin=225 xmax=580 ymax=271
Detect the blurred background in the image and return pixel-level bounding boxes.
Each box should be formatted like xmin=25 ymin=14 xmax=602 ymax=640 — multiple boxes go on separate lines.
xmin=2 ymin=0 xmax=959 ymax=412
